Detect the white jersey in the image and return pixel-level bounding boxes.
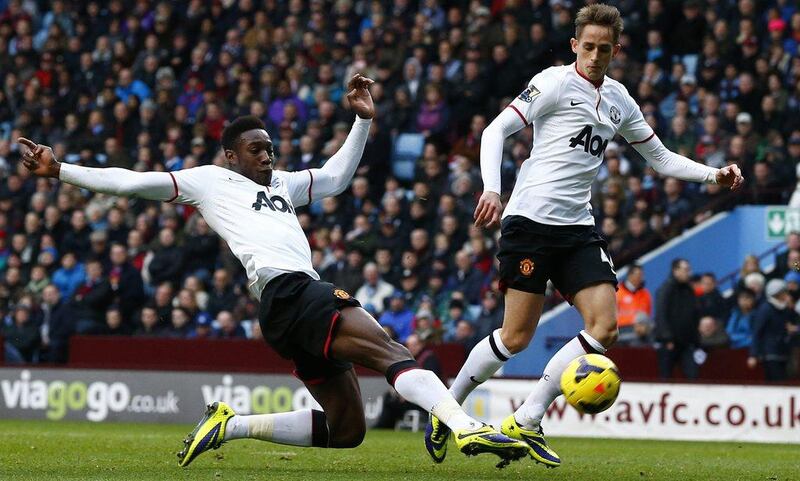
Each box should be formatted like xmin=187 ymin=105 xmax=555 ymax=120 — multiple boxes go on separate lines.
xmin=171 ymin=165 xmax=319 ymax=297
xmin=504 ymin=63 xmax=655 ymax=226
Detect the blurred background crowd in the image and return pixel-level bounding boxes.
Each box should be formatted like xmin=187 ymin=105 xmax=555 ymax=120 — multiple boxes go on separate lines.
xmin=0 ymin=0 xmax=798 ymax=378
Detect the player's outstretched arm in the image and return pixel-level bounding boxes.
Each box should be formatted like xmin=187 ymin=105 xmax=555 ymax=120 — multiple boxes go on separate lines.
xmin=630 ymin=135 xmax=744 ymax=190
xmin=308 ymin=74 xmax=374 ymax=200
xmin=474 ymin=108 xmax=525 ymax=228
xmin=17 ymin=137 xmax=177 ymax=201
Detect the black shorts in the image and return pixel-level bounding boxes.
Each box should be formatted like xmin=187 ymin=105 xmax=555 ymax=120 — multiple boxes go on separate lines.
xmin=496 ymin=215 xmax=618 ymax=301
xmin=258 ymin=272 xmax=361 ymax=384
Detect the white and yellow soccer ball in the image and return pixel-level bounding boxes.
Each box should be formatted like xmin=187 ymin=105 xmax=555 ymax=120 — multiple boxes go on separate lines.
xmin=560 ymin=353 xmax=621 ymax=414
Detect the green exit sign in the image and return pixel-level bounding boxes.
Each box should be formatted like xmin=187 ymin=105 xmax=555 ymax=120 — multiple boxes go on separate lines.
xmin=766 ymin=207 xmax=800 ymax=240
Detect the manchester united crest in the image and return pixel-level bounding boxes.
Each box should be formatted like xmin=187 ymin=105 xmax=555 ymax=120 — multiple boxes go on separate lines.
xmin=333 ymin=289 xmax=351 ymax=300
xmin=609 ymin=105 xmax=621 ymax=124
xmin=519 ymin=258 xmax=535 ymax=277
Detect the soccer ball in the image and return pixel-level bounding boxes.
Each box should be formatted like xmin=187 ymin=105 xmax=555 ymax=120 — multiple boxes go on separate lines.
xmin=560 ymin=353 xmax=621 ymax=414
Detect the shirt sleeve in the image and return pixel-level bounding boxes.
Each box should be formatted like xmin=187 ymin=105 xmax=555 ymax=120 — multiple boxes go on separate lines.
xmin=281 ymin=170 xmax=315 ymax=207
xmin=170 ymin=165 xmax=221 ymax=206
xmin=505 ymin=68 xmax=561 ymax=126
xmin=618 ymin=89 xmax=656 ymax=145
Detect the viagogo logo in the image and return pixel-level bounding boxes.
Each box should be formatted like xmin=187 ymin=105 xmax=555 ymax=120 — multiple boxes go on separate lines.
xmin=0 ymin=370 xmax=178 ymax=421
xmin=201 ymin=375 xmax=315 ymax=414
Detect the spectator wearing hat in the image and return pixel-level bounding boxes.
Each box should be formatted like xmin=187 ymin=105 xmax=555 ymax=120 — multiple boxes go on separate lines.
xmin=749 ymin=278 xmax=800 ymax=381
xmin=412 ymin=306 xmax=443 ymax=344
xmin=379 ymin=291 xmax=414 ymax=343
xmin=726 ymin=287 xmax=758 ymax=349
xmin=618 ymin=312 xmax=655 ymax=347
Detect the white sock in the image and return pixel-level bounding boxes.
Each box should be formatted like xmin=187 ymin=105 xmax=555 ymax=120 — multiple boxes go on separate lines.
xmin=223 ymin=411 xmax=316 ymax=446
xmin=449 ymin=329 xmax=514 ymax=404
xmin=515 ymin=330 xmax=605 ymax=428
xmin=394 ymin=368 xmax=481 ymax=431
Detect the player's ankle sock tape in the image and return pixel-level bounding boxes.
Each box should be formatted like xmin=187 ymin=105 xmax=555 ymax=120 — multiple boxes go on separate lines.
xmin=489 ymin=329 xmax=514 ymax=361
xmin=311 ymin=409 xmax=329 ymax=447
xmin=386 ymin=359 xmax=420 ymax=386
xmin=578 ymin=330 xmax=606 ymax=354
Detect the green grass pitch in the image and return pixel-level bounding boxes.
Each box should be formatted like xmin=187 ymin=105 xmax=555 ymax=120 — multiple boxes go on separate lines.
xmin=0 ymin=419 xmax=797 ymax=480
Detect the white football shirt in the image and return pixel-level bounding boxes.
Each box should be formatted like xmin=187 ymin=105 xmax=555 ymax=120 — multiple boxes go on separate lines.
xmin=503 ymin=63 xmax=655 ymax=226
xmin=170 ymin=165 xmax=319 ymax=297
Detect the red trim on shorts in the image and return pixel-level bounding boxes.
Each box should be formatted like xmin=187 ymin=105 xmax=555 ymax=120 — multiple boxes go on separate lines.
xmin=629 ymin=132 xmax=655 ymax=145
xmin=323 ymin=311 xmax=340 ymax=360
xmin=307 ymin=170 xmax=314 ymax=204
xmin=506 ymin=105 xmax=529 ymax=126
xmin=498 ymin=279 xmax=509 ymax=294
xmin=390 ymin=367 xmax=419 ymax=386
xmin=166 ymin=172 xmax=179 ymax=202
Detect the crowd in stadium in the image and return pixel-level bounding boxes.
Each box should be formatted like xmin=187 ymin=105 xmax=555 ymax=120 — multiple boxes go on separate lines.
xmin=0 ymin=0 xmax=799 ymax=375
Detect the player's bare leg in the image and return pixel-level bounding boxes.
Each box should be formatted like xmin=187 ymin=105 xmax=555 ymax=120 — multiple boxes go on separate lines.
xmin=510 ymin=282 xmax=617 ymax=465
xmin=331 ymin=306 xmax=528 ymax=467
xmin=449 ymin=288 xmax=544 ymax=404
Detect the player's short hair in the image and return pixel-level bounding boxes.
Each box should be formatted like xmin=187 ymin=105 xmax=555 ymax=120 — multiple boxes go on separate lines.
xmin=575 ymin=4 xmax=623 ymax=44
xmin=221 ymin=115 xmax=267 ymax=151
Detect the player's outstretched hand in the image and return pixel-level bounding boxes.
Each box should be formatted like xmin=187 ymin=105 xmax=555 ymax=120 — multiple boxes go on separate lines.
xmin=716 ymin=164 xmax=744 ymax=191
xmin=17 ymin=137 xmax=60 ymax=178
xmin=345 ymin=74 xmax=375 ymax=119
xmin=474 ymin=191 xmax=502 ymax=228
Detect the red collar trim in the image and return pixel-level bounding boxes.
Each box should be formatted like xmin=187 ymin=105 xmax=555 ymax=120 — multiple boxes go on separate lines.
xmin=574 ymin=63 xmax=603 ymax=88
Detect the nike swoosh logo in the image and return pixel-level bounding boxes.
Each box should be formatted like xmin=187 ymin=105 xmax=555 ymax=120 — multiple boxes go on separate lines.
xmin=570 ymin=100 xmax=584 ymax=106
xmin=469 ymin=376 xmax=481 ymax=384
xmin=228 ymin=177 xmax=247 ymax=182
xmin=456 ymin=432 xmax=477 ymax=440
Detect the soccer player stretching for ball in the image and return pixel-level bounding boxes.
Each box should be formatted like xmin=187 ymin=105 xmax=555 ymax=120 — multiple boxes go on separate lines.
xmin=424 ymin=4 xmax=744 ymax=467
xmin=18 ymin=74 xmax=528 ymax=468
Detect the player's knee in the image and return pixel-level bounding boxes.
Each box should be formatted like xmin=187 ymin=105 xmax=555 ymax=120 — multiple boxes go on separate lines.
xmin=590 ymin=324 xmax=618 ymax=347
xmin=329 ymin=422 xmax=366 ymax=448
xmin=499 ymin=328 xmax=532 ymax=354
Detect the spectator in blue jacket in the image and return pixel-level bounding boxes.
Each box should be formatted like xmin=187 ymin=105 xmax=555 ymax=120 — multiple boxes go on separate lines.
xmin=379 ymin=291 xmax=414 ymax=343
xmin=51 ymin=252 xmax=85 ymax=299
xmin=726 ymin=288 xmax=757 ymax=349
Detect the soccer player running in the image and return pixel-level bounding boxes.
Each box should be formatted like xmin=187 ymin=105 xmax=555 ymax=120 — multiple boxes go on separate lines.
xmin=18 ymin=74 xmax=529 ymax=468
xmin=424 ymin=4 xmax=744 ymax=467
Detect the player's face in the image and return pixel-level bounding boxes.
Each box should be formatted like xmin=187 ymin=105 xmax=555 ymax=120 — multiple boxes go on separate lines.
xmin=571 ymin=24 xmax=620 ymax=81
xmin=227 ymin=129 xmax=275 ymax=186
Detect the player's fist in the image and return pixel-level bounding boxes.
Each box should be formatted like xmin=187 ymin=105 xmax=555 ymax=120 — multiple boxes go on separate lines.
xmin=474 ymin=191 xmax=502 ymax=228
xmin=17 ymin=137 xmax=60 ymax=178
xmin=345 ymin=74 xmax=375 ymax=119
xmin=716 ymin=164 xmax=744 ymax=191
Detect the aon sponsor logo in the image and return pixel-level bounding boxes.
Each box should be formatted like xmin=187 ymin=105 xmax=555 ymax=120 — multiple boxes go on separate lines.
xmin=568 ymin=125 xmax=609 ymax=157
